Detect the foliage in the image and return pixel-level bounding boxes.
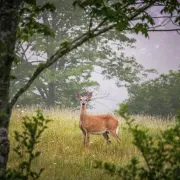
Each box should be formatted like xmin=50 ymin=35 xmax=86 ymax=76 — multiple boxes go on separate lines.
xmin=11 ymin=0 xmax=180 ymax=108
xmin=1 ymin=0 xmax=180 ymax=175
xmin=9 ymin=0 xmax=180 ymax=108
xmin=125 ymin=70 xmax=180 ymax=116
xmin=6 ymin=108 xmax=172 ymax=180
xmin=12 ymin=0 xmax=100 ymax=107
xmin=1 ymin=110 xmax=51 ymax=180
xmin=74 ymin=0 xmax=180 ymax=36
xmin=95 ymin=104 xmax=180 ymax=179
xmin=12 ymin=0 xmax=147 ymax=107
xmin=17 ymin=1 xmax=56 ymax=41
xmin=11 ymin=62 xmax=98 ymax=107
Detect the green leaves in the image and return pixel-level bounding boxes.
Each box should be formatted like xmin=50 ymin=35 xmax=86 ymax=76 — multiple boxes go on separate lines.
xmin=74 ymin=0 xmax=180 ymax=36
xmin=9 ymin=75 xmax=17 ymax=81
xmin=125 ymin=70 xmax=180 ymax=116
xmin=17 ymin=2 xmax=55 ymax=41
xmin=99 ymin=53 xmax=146 ymax=87
xmin=25 ymin=0 xmax=36 ymax=6
xmin=133 ymin=23 xmax=149 ymax=38
xmin=118 ymin=103 xmax=129 ymax=118
xmin=116 ymin=21 xmax=129 ymax=31
xmin=3 ymin=110 xmax=51 ymax=180
xmin=96 ymin=106 xmax=180 ymax=179
xmin=12 ymin=0 xmax=180 ymax=109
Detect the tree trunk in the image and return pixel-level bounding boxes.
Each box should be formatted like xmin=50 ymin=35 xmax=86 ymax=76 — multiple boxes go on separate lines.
xmin=0 ymin=0 xmax=22 ymax=174
xmin=41 ymin=12 xmax=57 ymax=107
xmin=46 ymin=51 xmax=57 ymax=107
xmin=47 ymin=81 xmax=56 ymax=107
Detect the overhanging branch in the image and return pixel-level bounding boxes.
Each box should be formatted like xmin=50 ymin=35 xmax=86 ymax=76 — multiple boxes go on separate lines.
xmin=8 ymin=1 xmax=156 ymax=108
xmin=148 ymin=28 xmax=180 ymax=32
xmin=9 ymin=23 xmax=116 ymax=108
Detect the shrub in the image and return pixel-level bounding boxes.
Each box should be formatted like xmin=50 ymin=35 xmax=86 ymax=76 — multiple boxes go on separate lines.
xmin=2 ymin=110 xmax=51 ymax=180
xmin=95 ymin=104 xmax=180 ymax=180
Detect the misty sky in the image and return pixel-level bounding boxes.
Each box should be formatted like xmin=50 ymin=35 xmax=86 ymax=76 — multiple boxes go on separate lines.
xmin=91 ymin=31 xmax=180 ymax=113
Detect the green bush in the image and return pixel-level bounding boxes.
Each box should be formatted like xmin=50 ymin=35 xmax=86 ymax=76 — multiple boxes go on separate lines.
xmin=95 ymin=104 xmax=180 ymax=180
xmin=125 ymin=70 xmax=180 ymax=117
xmin=2 ymin=110 xmax=51 ymax=180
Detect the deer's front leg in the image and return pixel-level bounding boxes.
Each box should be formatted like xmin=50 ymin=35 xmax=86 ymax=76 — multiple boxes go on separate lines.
xmin=79 ymin=124 xmax=86 ymax=147
xmin=85 ymin=133 xmax=90 ymax=149
xmin=82 ymin=130 xmax=86 ymax=147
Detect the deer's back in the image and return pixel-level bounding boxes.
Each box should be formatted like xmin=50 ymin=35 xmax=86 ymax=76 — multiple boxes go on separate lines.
xmin=80 ymin=114 xmax=118 ymax=133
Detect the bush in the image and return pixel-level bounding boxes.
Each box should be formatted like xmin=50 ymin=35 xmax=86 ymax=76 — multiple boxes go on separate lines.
xmin=2 ymin=110 xmax=51 ymax=180
xmin=95 ymin=104 xmax=180 ymax=180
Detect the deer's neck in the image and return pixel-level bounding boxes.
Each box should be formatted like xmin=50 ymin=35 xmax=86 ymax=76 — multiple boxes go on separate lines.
xmin=80 ymin=106 xmax=87 ymax=121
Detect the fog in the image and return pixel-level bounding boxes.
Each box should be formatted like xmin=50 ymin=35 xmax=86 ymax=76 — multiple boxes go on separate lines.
xmin=91 ymin=31 xmax=180 ymax=113
xmin=10 ymin=1 xmax=180 ymax=113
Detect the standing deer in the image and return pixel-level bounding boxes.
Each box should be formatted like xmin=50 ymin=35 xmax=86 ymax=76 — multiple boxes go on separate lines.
xmin=75 ymin=92 xmax=120 ymax=149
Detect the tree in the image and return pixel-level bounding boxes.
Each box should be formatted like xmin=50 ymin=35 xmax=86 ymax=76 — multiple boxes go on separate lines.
xmin=11 ymin=0 xmax=141 ymax=108
xmin=0 ymin=0 xmax=180 ymax=174
xmin=125 ymin=70 xmax=180 ymax=116
xmin=13 ymin=0 xmax=98 ymax=107
xmin=10 ymin=57 xmax=98 ymax=107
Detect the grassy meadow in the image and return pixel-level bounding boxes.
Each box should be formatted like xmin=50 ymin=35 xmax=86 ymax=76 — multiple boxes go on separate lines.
xmin=8 ymin=108 xmax=174 ymax=180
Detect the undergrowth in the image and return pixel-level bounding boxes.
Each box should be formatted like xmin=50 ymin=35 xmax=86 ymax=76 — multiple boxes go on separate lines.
xmin=7 ymin=107 xmax=174 ymax=180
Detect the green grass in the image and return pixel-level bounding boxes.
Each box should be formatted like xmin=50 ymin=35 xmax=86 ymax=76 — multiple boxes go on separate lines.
xmin=8 ymin=108 xmax=174 ymax=180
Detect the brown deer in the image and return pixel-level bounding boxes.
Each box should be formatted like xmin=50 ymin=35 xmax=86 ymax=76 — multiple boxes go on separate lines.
xmin=75 ymin=92 xmax=120 ymax=149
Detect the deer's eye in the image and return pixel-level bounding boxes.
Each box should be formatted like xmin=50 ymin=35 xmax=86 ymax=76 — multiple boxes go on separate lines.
xmin=80 ymin=98 xmax=82 ymax=101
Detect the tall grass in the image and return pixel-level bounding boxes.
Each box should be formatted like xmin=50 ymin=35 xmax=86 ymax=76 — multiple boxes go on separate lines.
xmin=8 ymin=108 xmax=174 ymax=180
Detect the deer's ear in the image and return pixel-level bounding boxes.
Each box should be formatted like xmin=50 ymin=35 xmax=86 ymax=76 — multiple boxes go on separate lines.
xmin=87 ymin=92 xmax=93 ymax=99
xmin=75 ymin=92 xmax=80 ymax=99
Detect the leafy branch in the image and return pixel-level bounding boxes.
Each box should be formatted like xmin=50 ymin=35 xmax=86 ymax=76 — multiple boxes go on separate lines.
xmin=3 ymin=110 xmax=52 ymax=180
xmin=9 ymin=1 xmax=155 ymax=108
xmin=95 ymin=104 xmax=180 ymax=179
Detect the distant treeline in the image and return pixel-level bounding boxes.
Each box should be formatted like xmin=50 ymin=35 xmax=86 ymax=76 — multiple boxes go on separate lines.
xmin=125 ymin=70 xmax=180 ymax=117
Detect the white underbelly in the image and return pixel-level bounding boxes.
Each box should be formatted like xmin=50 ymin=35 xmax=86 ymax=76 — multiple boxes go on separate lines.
xmin=90 ymin=130 xmax=107 ymax=135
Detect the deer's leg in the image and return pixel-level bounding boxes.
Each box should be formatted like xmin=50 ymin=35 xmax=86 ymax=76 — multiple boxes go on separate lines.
xmin=81 ymin=128 xmax=86 ymax=147
xmin=83 ymin=133 xmax=86 ymax=147
xmin=103 ymin=132 xmax=111 ymax=143
xmin=109 ymin=129 xmax=120 ymax=143
xmin=85 ymin=133 xmax=90 ymax=149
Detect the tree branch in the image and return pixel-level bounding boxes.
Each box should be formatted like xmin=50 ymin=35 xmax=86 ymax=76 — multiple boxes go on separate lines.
xmin=151 ymin=15 xmax=179 ymax=19
xmin=148 ymin=28 xmax=180 ymax=32
xmin=169 ymin=18 xmax=180 ymax=27
xmin=147 ymin=18 xmax=171 ymax=30
xmin=176 ymin=30 xmax=180 ymax=35
xmin=9 ymin=1 xmax=155 ymax=108
xmin=9 ymin=24 xmax=115 ymax=108
xmin=20 ymin=44 xmax=29 ymax=62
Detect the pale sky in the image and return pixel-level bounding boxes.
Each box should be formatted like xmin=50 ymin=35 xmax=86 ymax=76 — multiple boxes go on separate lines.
xmin=91 ymin=31 xmax=180 ymax=113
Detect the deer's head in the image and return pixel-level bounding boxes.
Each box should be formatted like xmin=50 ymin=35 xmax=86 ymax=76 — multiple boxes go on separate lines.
xmin=75 ymin=92 xmax=92 ymax=107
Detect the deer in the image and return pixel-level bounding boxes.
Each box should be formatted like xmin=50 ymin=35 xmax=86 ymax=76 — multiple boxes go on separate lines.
xmin=75 ymin=92 xmax=120 ymax=149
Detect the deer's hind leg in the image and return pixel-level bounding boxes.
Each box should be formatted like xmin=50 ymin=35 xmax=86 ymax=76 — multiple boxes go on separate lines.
xmin=109 ymin=129 xmax=120 ymax=143
xmin=103 ymin=131 xmax=111 ymax=143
